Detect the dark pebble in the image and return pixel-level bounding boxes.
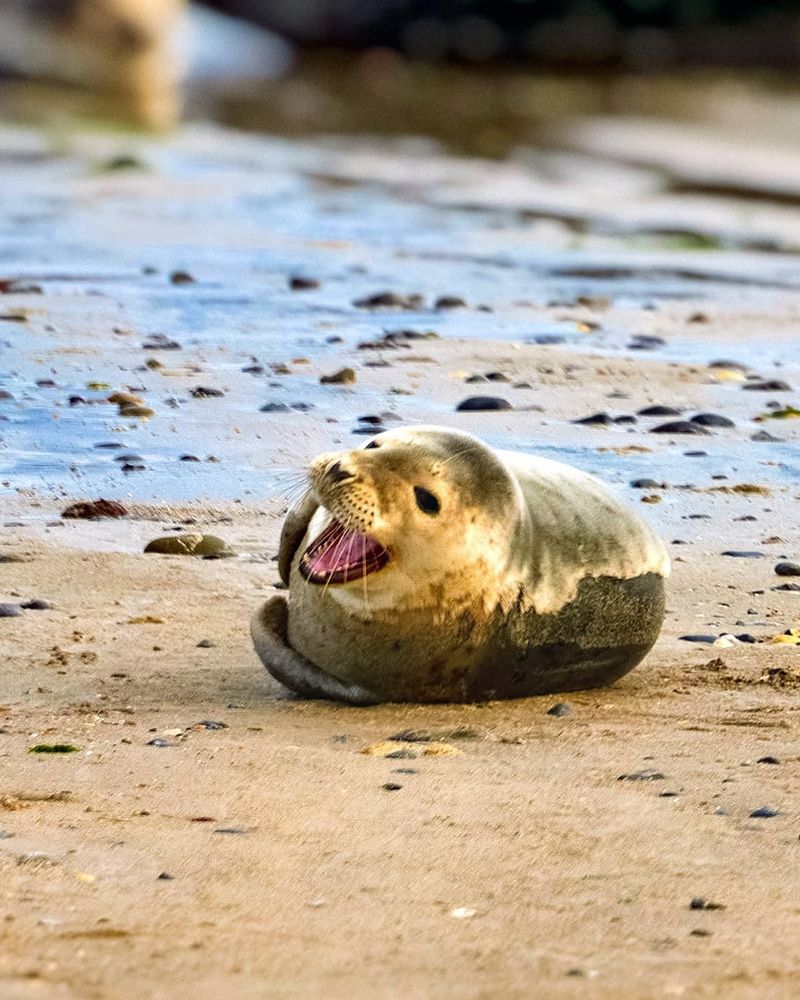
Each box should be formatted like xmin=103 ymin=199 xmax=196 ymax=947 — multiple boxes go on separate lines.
xmin=94 ymin=442 xmax=124 ymax=449
xmin=114 ymin=453 xmax=143 ymax=463
xmin=573 ymin=412 xmax=612 ymax=425
xmin=735 ymin=634 xmax=758 ymax=643
xmin=146 ymin=739 xmax=175 ymax=747
xmin=679 ymin=635 xmax=717 ymax=643
xmin=142 ymin=334 xmax=181 ymax=351
xmin=385 ymin=749 xmax=417 ymax=759
xmin=358 ymin=414 xmax=385 ymax=425
xmin=382 ymin=783 xmax=403 ymax=791
xmin=742 ymin=380 xmax=791 ymax=391
xmin=774 ymin=583 xmax=800 ymax=592
xmin=260 ymin=402 xmax=292 ymax=413
xmin=455 ymin=396 xmax=512 ymax=412
xmin=170 ymin=270 xmax=194 ymax=285
xmin=0 ymin=603 xmax=22 ymax=617
xmin=638 ymin=405 xmax=682 ymax=417
xmin=465 ymin=374 xmax=489 ymax=383
xmin=531 ymin=334 xmax=567 ymax=345
xmin=197 ymin=639 xmax=216 ymax=648
xmin=613 ymin=414 xmax=637 ymax=424
xmin=190 ymin=386 xmax=224 ymax=398
xmin=690 ymin=929 xmax=711 ymax=937
xmin=179 ymin=454 xmax=201 ymax=462
xmin=197 ymin=720 xmax=227 ymax=730
xmin=722 ymin=551 xmax=764 ymax=558
xmin=353 ymin=291 xmax=424 ymax=309
xmin=157 ymin=872 xmax=175 ymax=880
xmin=546 ymin=702 xmax=572 ymax=717
xmin=651 ymin=421 xmax=710 ymax=435
xmin=242 ymin=364 xmax=265 ymax=374
xmin=20 ymin=599 xmax=50 ymax=610
xmin=691 ymin=413 xmax=735 ymax=428
xmin=289 ymin=276 xmax=320 ymax=290
xmin=618 ymin=770 xmax=665 ymax=781
xmin=630 ymin=478 xmax=665 ymax=489
xmin=690 ymin=898 xmax=725 ymax=911
xmin=757 ymin=756 xmax=780 ymax=765
xmin=435 ymin=295 xmax=466 ymax=309
xmin=749 ymin=806 xmax=779 ymax=818
xmin=352 ymin=426 xmax=383 ymax=435
xmin=69 ymin=395 xmax=87 ymax=406
xmin=684 ymin=450 xmax=707 ymax=457
xmin=628 ymin=335 xmax=666 ymax=350
xmin=775 ymin=562 xmax=800 ymax=577
xmin=709 ymin=359 xmax=747 ymax=371
xmin=484 ymin=372 xmax=510 ymax=383
xmin=751 ymin=430 xmax=783 ymax=442
xmin=214 ymin=827 xmax=248 ymax=835
xmin=659 ymin=791 xmax=679 ymax=797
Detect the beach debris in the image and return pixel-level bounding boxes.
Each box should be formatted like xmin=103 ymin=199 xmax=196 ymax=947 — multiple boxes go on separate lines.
xmin=743 ymin=380 xmax=791 ymax=392
xmin=775 ymin=562 xmax=800 ymax=576
xmin=651 ymin=421 xmax=710 ymax=435
xmin=29 ymin=744 xmax=79 ymax=753
xmin=749 ymin=806 xmax=779 ymax=818
xmin=353 ymin=291 xmax=424 ymax=309
xmin=618 ymin=770 xmax=665 ymax=781
xmin=320 ymin=367 xmax=356 ymax=385
xmin=690 ymin=413 xmax=734 ymax=428
xmin=62 ymin=499 xmax=128 ymax=519
xmin=546 ymin=702 xmax=572 ymax=717
xmin=144 ymin=534 xmax=235 ymax=558
xmin=456 ymin=396 xmax=512 ymax=411
xmin=0 ymin=603 xmax=22 ymax=617
xmin=638 ymin=405 xmax=682 ymax=416
xmin=289 ymin=276 xmax=320 ymax=290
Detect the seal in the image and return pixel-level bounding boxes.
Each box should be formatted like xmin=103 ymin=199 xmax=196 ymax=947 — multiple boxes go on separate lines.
xmin=251 ymin=426 xmax=670 ymax=704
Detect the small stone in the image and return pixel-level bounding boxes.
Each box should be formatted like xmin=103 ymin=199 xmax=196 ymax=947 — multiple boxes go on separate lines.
xmin=20 ymin=599 xmax=50 ymax=610
xmin=196 ymin=720 xmax=227 ymax=730
xmin=0 ymin=603 xmax=22 ymax=617
xmin=157 ymin=872 xmax=175 ymax=880
xmin=628 ymin=335 xmax=665 ymax=350
xmin=630 ymin=478 xmax=665 ymax=489
xmin=773 ymin=583 xmax=800 ymax=592
xmin=742 ymin=380 xmax=791 ymax=391
xmin=546 ymin=702 xmax=571 ymax=717
xmin=690 ymin=413 xmax=735 ymax=428
xmin=170 ymin=270 xmax=194 ymax=285
xmin=382 ymin=783 xmax=403 ymax=791
xmin=119 ymin=405 xmax=154 ymax=419
xmin=749 ymin=806 xmax=779 ymax=818
xmin=679 ymin=635 xmax=717 ymax=643
xmin=484 ymin=372 xmax=510 ymax=383
xmin=197 ymin=639 xmax=215 ymax=648
xmin=757 ymin=756 xmax=780 ymax=765
xmin=214 ymin=827 xmax=248 ymax=835
xmin=146 ymin=739 xmax=174 ymax=747
xmin=456 ymin=396 xmax=512 ymax=412
xmin=618 ymin=770 xmax=665 ymax=781
xmin=353 ymin=291 xmax=424 ymax=309
xmin=573 ymin=412 xmax=612 ymax=425
xmin=142 ymin=334 xmax=181 ymax=351
xmin=638 ymin=405 xmax=682 ymax=417
xmin=320 ymin=368 xmax=356 ymax=385
xmin=260 ymin=402 xmax=292 ymax=413
xmin=179 ymin=454 xmax=201 ymax=462
xmin=190 ymin=386 xmax=224 ymax=398
xmin=651 ymin=421 xmax=710 ymax=435
xmin=722 ymin=551 xmax=764 ymax=558
xmin=435 ymin=295 xmax=466 ymax=309
xmin=690 ymin=898 xmax=725 ymax=911
xmin=775 ymin=562 xmax=800 ymax=577
xmin=62 ymin=499 xmax=128 ymax=519
xmin=289 ymin=276 xmax=320 ymax=290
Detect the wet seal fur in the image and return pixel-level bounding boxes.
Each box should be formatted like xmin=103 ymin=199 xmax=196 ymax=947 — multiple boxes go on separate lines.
xmin=252 ymin=426 xmax=669 ymax=704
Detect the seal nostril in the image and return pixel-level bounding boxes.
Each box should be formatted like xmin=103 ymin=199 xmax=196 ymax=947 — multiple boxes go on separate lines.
xmin=328 ymin=461 xmax=355 ymax=484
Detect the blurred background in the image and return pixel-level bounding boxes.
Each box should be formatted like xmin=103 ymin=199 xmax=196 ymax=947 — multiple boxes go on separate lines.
xmin=1 ymin=0 xmax=800 ymax=150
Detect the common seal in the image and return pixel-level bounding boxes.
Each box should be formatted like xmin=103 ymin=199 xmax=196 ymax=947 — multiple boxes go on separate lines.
xmin=252 ymin=426 xmax=669 ymax=704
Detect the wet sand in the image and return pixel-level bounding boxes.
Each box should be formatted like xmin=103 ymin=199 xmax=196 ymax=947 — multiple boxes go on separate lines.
xmin=1 ymin=120 xmax=800 ymax=999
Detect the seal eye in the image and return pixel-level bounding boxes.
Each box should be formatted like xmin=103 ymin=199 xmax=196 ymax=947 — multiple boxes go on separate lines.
xmin=364 ymin=441 xmax=380 ymax=450
xmin=414 ymin=486 xmax=440 ymax=516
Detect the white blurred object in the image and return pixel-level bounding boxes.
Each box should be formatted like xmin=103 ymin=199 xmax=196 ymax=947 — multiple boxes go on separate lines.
xmin=187 ymin=3 xmax=293 ymax=80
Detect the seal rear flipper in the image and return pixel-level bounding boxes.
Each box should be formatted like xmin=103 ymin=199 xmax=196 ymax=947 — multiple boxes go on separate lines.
xmin=250 ymin=596 xmax=380 ymax=705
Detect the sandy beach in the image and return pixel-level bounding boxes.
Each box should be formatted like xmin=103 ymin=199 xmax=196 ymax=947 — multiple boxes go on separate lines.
xmin=1 ymin=120 xmax=799 ymax=999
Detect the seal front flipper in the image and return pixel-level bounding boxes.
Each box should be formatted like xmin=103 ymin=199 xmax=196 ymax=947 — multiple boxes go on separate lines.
xmin=251 ymin=595 xmax=379 ymax=705
xmin=278 ymin=492 xmax=319 ymax=586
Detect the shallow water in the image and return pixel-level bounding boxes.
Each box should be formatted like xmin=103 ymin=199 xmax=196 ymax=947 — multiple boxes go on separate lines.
xmin=1 ymin=125 xmax=798 ymax=505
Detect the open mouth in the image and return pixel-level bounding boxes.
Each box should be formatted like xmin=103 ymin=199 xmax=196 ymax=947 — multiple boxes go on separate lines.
xmin=299 ymin=518 xmax=391 ymax=585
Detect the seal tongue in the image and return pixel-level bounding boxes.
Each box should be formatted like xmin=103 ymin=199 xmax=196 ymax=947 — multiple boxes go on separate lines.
xmin=300 ymin=518 xmax=390 ymax=584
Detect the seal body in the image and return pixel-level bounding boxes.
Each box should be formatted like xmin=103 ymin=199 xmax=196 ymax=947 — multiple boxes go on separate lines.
xmin=252 ymin=426 xmax=669 ymax=704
